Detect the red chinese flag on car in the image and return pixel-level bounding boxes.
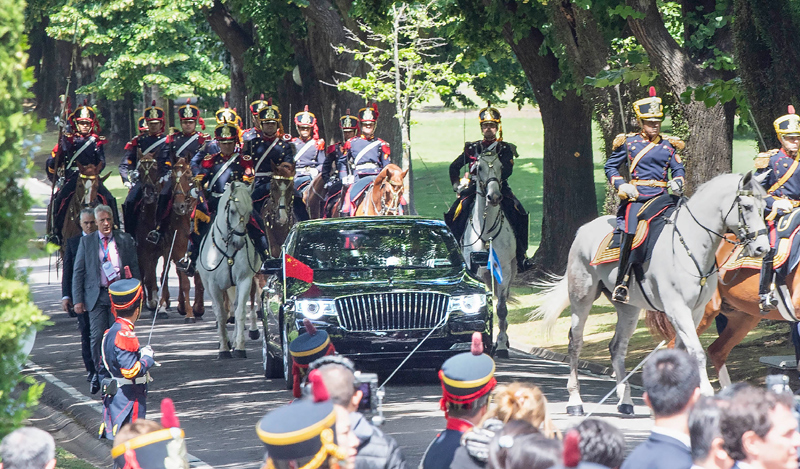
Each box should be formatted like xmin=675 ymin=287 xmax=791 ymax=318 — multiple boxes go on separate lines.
xmin=285 ymin=254 xmax=314 ymax=284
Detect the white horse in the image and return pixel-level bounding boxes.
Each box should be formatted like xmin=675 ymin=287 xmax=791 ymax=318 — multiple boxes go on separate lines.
xmin=461 ymin=152 xmax=516 ymax=358
xmin=198 ymin=181 xmax=260 ymax=359
xmin=533 ymin=172 xmax=770 ymax=415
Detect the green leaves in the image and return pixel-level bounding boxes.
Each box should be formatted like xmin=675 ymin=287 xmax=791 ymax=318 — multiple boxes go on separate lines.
xmin=680 ymin=78 xmax=744 ymax=108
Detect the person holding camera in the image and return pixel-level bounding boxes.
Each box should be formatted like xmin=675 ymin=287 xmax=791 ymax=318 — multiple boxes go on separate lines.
xmin=312 ymin=355 xmax=407 ymax=469
xmin=98 ymin=279 xmax=156 ymax=439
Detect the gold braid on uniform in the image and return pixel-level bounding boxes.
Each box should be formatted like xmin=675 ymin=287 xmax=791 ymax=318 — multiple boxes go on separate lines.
xmin=193 ymin=211 xmax=210 ymax=234
xmin=264 ymin=429 xmax=347 ymax=469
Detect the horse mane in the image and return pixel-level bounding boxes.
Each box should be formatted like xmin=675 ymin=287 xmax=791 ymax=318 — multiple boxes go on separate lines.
xmin=376 ymin=163 xmax=403 ymax=186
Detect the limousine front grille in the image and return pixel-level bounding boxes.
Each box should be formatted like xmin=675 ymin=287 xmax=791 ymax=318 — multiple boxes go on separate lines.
xmin=335 ymin=292 xmax=450 ymax=331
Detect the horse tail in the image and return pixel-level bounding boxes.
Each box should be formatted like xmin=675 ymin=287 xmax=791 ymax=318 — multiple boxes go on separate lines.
xmin=645 ymin=310 xmax=675 ymax=342
xmin=529 ymin=274 xmax=569 ymax=334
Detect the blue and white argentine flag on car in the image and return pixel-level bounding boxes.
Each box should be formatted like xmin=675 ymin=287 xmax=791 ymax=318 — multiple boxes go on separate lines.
xmin=488 ymin=245 xmax=503 ymax=284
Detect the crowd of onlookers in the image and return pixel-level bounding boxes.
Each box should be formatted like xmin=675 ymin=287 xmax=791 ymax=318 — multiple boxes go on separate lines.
xmin=3 ymin=347 xmax=799 ymax=469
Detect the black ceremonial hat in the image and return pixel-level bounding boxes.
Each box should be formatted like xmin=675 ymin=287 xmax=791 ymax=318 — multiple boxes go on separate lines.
xmin=257 ymin=371 xmax=347 ymax=469
xmin=138 ymin=116 xmax=147 ymax=131
xmin=178 ymin=99 xmax=200 ymax=121
xmin=70 ymin=104 xmax=97 ymax=123
xmin=111 ymin=399 xmax=188 ymax=469
xmin=290 ymin=319 xmax=334 ymax=367
xmin=439 ymin=333 xmax=496 ymax=405
xmin=109 ymin=279 xmax=143 ymax=310
xmin=144 ymin=100 xmax=165 ymax=122
xmin=358 ymin=103 xmax=379 ymax=123
xmin=339 ymin=110 xmax=359 ymax=130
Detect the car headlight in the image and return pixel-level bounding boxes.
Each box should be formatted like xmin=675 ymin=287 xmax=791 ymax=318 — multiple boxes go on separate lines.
xmin=295 ymin=299 xmax=336 ymax=319
xmin=449 ymin=294 xmax=486 ymax=314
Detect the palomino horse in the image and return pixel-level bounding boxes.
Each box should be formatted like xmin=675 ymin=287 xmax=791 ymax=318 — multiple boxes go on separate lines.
xmin=350 ymin=164 xmax=407 ymax=216
xmin=61 ymin=162 xmax=111 ymax=242
xmin=198 ymin=181 xmax=260 ymax=358
xmin=460 ymin=152 xmax=516 ymax=358
xmin=533 ymin=172 xmax=769 ymax=415
xmin=158 ymin=157 xmax=205 ymax=323
xmin=133 ymin=153 xmax=162 ymax=311
xmin=647 ymin=228 xmax=800 ymax=389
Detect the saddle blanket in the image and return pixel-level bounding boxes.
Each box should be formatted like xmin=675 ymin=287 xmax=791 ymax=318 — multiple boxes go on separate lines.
xmin=342 ymin=176 xmax=376 ymax=215
xmin=722 ymin=207 xmax=800 ymax=275
xmin=590 ymin=195 xmax=678 ymax=266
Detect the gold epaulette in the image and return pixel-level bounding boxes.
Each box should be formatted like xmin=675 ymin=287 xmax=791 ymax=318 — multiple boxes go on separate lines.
xmin=664 ymin=136 xmax=685 ymax=151
xmin=169 ymin=127 xmax=180 ymax=134
xmin=612 ymin=133 xmax=636 ymax=150
xmin=754 ymin=148 xmax=780 ymax=169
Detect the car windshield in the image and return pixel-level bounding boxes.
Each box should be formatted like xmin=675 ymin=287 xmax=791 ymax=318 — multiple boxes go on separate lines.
xmin=294 ymin=224 xmax=462 ymax=272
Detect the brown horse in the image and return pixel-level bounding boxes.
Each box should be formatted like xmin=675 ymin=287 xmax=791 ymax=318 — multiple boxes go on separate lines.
xmin=262 ymin=161 xmax=297 ymax=257
xmin=133 ymin=153 xmax=162 ymax=312
xmin=646 ymin=234 xmax=795 ymax=388
xmin=303 ymin=174 xmax=328 ymax=219
xmin=158 ymin=157 xmax=205 ymax=323
xmin=353 ymin=164 xmax=407 ymax=216
xmin=61 ymin=163 xmax=111 ymax=243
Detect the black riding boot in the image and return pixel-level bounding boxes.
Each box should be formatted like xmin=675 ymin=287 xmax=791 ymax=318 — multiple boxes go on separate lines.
xmin=176 ymin=220 xmax=207 ymax=276
xmin=122 ymin=201 xmax=137 ymax=235
xmin=147 ymin=193 xmax=171 ymax=244
xmin=612 ymin=232 xmax=635 ymax=303
xmin=513 ymin=211 xmax=533 ymax=272
xmin=293 ymin=196 xmax=310 ymax=222
xmin=759 ymin=249 xmax=777 ymax=313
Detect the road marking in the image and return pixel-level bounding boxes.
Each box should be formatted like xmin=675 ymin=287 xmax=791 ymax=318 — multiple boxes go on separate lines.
xmin=25 ymin=360 xmax=215 ymax=469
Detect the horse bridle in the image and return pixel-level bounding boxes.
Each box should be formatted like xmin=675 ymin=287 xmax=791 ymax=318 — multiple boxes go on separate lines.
xmin=271 ymin=174 xmax=294 ymax=212
xmin=204 ymin=185 xmax=258 ymax=280
xmin=466 ymin=154 xmax=505 ymax=244
xmin=371 ymin=179 xmax=403 ymax=215
xmin=171 ymin=163 xmax=195 ymax=215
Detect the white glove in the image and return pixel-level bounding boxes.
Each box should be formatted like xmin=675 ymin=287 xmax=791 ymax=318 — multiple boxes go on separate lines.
xmin=123 ymin=181 xmax=132 ymax=189
xmin=159 ymin=174 xmax=171 ymax=184
xmin=310 ymin=168 xmax=320 ymax=179
xmin=190 ymin=188 xmax=199 ymax=198
xmin=342 ymin=175 xmax=354 ymax=185
xmin=773 ymin=198 xmax=794 ymax=214
xmin=669 ymin=179 xmax=683 ymax=196
xmin=141 ymin=345 xmax=154 ymax=360
xmin=453 ymin=182 xmax=461 ymax=193
xmin=618 ymin=183 xmax=639 ymax=201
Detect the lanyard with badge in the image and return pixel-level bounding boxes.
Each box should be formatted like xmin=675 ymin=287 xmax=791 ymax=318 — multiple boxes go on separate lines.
xmin=101 ymin=237 xmax=119 ymax=282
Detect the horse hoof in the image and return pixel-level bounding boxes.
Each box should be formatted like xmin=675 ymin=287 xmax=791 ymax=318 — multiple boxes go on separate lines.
xmin=156 ymin=312 xmax=169 ymax=320
xmin=249 ymin=330 xmax=260 ymax=340
xmin=617 ymin=404 xmax=634 ymax=415
xmin=184 ymin=317 xmax=196 ymax=324
xmin=218 ymin=351 xmax=233 ymax=359
xmin=566 ymin=405 xmax=585 ymax=416
xmin=232 ymin=349 xmax=247 ymax=359
xmin=193 ymin=309 xmax=205 ymax=318
xmin=227 ymin=316 xmax=235 ymax=324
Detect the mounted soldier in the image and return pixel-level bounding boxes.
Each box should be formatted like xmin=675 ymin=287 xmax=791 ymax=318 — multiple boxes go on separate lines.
xmin=176 ymin=118 xmax=272 ymax=276
xmin=148 ymin=99 xmax=210 ymax=243
xmin=247 ymin=94 xmax=269 ymax=133
xmin=338 ymin=104 xmax=391 ymax=215
xmin=754 ymin=106 xmax=800 ymax=312
xmin=291 ymin=106 xmax=326 ymax=193
xmin=604 ymin=87 xmax=685 ymax=303
xmin=444 ymin=103 xmax=533 ymax=272
xmin=120 ymin=101 xmax=168 ymax=236
xmin=46 ymin=102 xmax=118 ymax=246
xmin=242 ymin=99 xmax=309 ymax=221
xmin=318 ymin=111 xmax=359 ymax=217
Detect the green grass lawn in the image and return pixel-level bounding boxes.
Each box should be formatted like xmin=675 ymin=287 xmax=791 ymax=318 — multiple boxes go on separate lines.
xmin=56 ymin=447 xmax=97 ymax=469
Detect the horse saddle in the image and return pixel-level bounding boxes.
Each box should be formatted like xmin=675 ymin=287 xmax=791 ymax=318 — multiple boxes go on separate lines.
xmin=591 ymin=195 xmax=678 ymax=266
xmin=343 ymin=176 xmax=376 ymax=214
xmin=722 ymin=207 xmax=800 ymax=274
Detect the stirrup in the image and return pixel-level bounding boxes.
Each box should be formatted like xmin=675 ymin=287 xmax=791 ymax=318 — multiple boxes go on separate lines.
xmin=146 ymin=230 xmax=162 ymax=244
xmin=612 ymin=284 xmax=629 ymax=303
xmin=176 ymin=257 xmax=193 ymax=275
xmin=759 ymin=291 xmax=779 ymax=314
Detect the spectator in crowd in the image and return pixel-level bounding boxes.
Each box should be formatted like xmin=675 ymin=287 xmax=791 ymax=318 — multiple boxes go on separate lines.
xmin=569 ymin=418 xmax=626 ymax=469
xmin=451 ymin=382 xmax=559 ymax=469
xmin=720 ymin=385 xmax=800 ymax=469
xmin=620 ymin=349 xmax=700 ymax=469
xmin=487 ymin=420 xmax=561 ymax=469
xmin=689 ymin=396 xmax=733 ymax=469
xmin=72 ymin=204 xmax=139 ymax=394
xmin=0 ymin=427 xmax=56 ymax=469
xmin=61 ymin=207 xmax=96 ymax=383
xmin=313 ymin=355 xmax=406 ymax=469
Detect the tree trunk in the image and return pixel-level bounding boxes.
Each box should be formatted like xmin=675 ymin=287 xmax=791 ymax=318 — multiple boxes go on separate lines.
xmin=99 ymin=94 xmax=132 ymax=159
xmin=204 ymin=0 xmax=254 ymax=115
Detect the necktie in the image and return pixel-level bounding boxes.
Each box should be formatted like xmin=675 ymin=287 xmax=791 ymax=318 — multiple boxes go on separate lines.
xmin=103 ymin=236 xmax=109 ymax=251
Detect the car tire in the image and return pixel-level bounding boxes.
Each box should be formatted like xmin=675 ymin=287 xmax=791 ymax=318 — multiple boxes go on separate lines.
xmin=262 ymin=333 xmax=281 ymax=379
xmin=282 ymin=327 xmax=293 ymax=390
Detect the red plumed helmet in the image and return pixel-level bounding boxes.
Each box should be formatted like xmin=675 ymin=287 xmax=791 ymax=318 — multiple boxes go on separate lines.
xmin=790 ymin=105 xmax=796 ymax=115
xmin=308 ymin=369 xmax=329 ymax=403
xmin=471 ymin=332 xmax=483 ymax=356
xmin=303 ymin=317 xmax=317 ymax=335
xmin=563 ymin=429 xmax=581 ymax=467
xmin=649 ymin=86 xmax=656 ymax=97
xmin=160 ymin=398 xmax=180 ymax=428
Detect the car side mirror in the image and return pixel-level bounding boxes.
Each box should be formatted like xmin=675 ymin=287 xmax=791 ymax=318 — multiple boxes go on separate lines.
xmin=262 ymin=257 xmax=283 ymax=276
xmin=469 ymin=251 xmax=489 ymax=268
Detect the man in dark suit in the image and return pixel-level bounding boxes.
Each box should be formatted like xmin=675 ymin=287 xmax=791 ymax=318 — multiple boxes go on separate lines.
xmin=620 ymin=349 xmax=700 ymax=469
xmin=720 ymin=385 xmax=800 ymax=469
xmin=61 ymin=208 xmax=97 ymax=383
xmin=73 ymin=204 xmax=140 ymax=394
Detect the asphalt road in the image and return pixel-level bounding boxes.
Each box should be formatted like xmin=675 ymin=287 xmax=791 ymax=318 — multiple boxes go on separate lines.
xmin=21 ymin=174 xmax=654 ymax=468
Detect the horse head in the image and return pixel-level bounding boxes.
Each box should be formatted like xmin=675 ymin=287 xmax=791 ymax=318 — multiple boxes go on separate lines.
xmin=476 ymin=153 xmax=503 ymax=206
xmin=75 ymin=162 xmax=101 ymax=207
xmin=218 ymin=181 xmax=253 ymax=248
xmin=374 ymin=164 xmax=406 ymax=215
xmin=171 ymin=157 xmax=194 ymax=216
xmin=269 ymin=161 xmax=295 ymax=226
xmin=138 ymin=153 xmax=159 ymax=204
xmin=727 ymin=171 xmax=769 ymax=258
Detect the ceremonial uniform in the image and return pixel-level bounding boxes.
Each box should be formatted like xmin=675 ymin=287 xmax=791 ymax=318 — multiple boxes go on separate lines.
xmin=121 ymin=102 xmax=168 ymax=236
xmin=110 ymin=399 xmax=189 ymax=469
xmin=99 ymin=279 xmax=155 ymax=439
xmin=443 ymin=105 xmax=532 ymax=272
xmin=256 ymin=371 xmax=349 ymax=469
xmin=292 ymin=107 xmax=326 ymax=191
xmin=177 ymin=118 xmax=271 ymax=276
xmin=148 ymin=100 xmax=210 ymax=242
xmin=339 ymin=105 xmax=391 ymax=215
xmin=603 ymin=87 xmax=685 ymax=303
xmin=421 ymin=333 xmax=495 ymax=469
xmin=289 ymin=318 xmax=336 ymax=398
xmin=754 ymin=107 xmax=800 ymax=312
xmin=47 ymin=104 xmax=118 ymax=244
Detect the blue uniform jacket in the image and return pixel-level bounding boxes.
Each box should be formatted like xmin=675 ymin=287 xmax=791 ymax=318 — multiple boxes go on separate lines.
xmin=100 ymin=317 xmax=155 ymax=439
xmin=46 ymin=133 xmax=106 ymax=183
xmin=604 ymin=133 xmax=685 ymax=199
xmin=158 ymin=130 xmax=210 ymax=177
xmin=448 ymin=140 xmax=515 ymax=187
xmin=338 ymin=136 xmax=391 ymax=179
xmin=421 ymin=429 xmax=463 ymax=469
xmin=755 ymin=148 xmax=800 ymax=210
xmin=241 ymin=129 xmax=293 ymax=185
xmin=120 ymin=132 xmax=167 ymax=183
xmin=290 ymin=137 xmax=325 ymax=170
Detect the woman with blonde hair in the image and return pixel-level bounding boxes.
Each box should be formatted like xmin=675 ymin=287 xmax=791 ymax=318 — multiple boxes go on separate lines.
xmin=450 ymin=382 xmax=560 ymax=469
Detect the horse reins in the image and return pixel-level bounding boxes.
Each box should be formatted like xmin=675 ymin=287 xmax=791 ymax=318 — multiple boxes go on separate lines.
xmin=202 ymin=187 xmax=258 ymax=283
